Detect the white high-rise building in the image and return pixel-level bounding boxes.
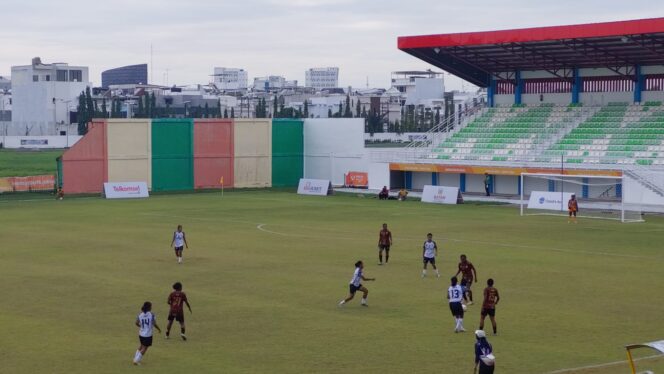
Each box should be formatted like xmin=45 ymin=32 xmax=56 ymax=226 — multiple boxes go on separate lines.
xmin=305 ymin=67 xmax=339 ymax=90
xmin=11 ymin=58 xmax=90 ymax=135
xmin=213 ymin=67 xmax=248 ymax=90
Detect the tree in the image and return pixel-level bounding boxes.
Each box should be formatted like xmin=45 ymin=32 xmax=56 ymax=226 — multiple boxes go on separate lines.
xmin=355 ymin=98 xmax=361 ymax=118
xmin=101 ymin=98 xmax=108 ymax=118
xmin=76 ymin=91 xmax=88 ymax=135
xmin=85 ymin=87 xmax=94 ymax=120
xmin=116 ymin=100 xmax=123 ymax=118
xmin=303 ymin=100 xmax=309 ymax=119
xmin=344 ymin=94 xmax=352 ymax=118
xmin=150 ymin=92 xmax=157 ymax=118
xmin=144 ymin=94 xmax=151 ymax=118
xmin=204 ymin=102 xmax=210 ymax=119
xmin=93 ymin=100 xmax=100 ymax=119
xmin=394 ymin=119 xmax=401 ymax=135
xmin=361 ymin=106 xmax=367 ymax=118
xmin=435 ymin=108 xmax=441 ymax=126
xmin=327 ymin=108 xmax=332 ymax=118
xmin=137 ymin=96 xmax=144 ymax=118
xmin=230 ymin=107 xmax=235 ymax=118
xmin=272 ymin=96 xmax=278 ymax=118
xmin=216 ymin=100 xmax=222 ymax=118
xmin=223 ymin=108 xmax=228 ymax=118
xmin=337 ymin=101 xmax=343 ymax=118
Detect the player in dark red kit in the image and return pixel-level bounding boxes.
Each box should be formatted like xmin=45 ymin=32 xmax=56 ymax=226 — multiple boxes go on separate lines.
xmin=377 ymin=223 xmax=392 ymax=265
xmin=479 ymin=278 xmax=500 ymax=335
xmin=455 ymin=255 xmax=477 ymax=304
xmin=166 ymin=282 xmax=192 ymax=341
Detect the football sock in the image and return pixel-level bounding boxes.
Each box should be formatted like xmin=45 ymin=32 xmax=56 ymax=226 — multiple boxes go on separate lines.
xmin=178 ymin=257 xmax=182 ymax=263
xmin=455 ymin=318 xmax=460 ymax=330
xmin=422 ymin=269 xmax=426 ymax=277
xmin=379 ymin=254 xmax=383 ymax=263
xmin=493 ymin=323 xmax=497 ymax=334
xmin=181 ymin=327 xmax=185 ymax=334
xmin=339 ymin=300 xmax=345 ymax=305
xmin=385 ymin=254 xmax=389 ymax=263
xmin=134 ymin=350 xmax=142 ymax=363
xmin=361 ymin=298 xmax=367 ymax=304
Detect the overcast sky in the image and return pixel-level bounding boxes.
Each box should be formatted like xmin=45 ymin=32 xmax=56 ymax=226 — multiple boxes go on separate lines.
xmin=1 ymin=0 xmax=663 ymax=91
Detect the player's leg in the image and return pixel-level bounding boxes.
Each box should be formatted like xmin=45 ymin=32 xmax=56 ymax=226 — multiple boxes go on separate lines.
xmin=422 ymin=257 xmax=428 ymax=277
xmin=133 ymin=343 xmax=144 ymax=365
xmin=177 ymin=248 xmax=183 ymax=263
xmin=489 ymin=310 xmax=497 ymax=334
xmin=339 ymin=285 xmax=356 ymax=305
xmin=466 ymin=283 xmax=473 ymax=304
xmin=479 ymin=312 xmax=486 ymax=330
xmin=359 ymin=285 xmax=369 ymax=306
xmin=457 ymin=307 xmax=465 ymax=332
xmin=384 ymin=247 xmax=389 ymax=264
xmin=378 ymin=247 xmax=383 ymax=265
xmin=179 ymin=315 xmax=187 ymax=341
xmin=166 ymin=314 xmax=174 ymax=338
xmin=431 ymin=258 xmax=440 ymax=277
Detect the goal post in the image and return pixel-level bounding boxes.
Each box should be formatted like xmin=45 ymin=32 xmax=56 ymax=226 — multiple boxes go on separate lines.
xmin=519 ymin=172 xmax=644 ymax=223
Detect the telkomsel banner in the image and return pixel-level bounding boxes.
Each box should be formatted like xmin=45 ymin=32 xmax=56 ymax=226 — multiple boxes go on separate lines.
xmin=103 ymin=182 xmax=150 ymax=199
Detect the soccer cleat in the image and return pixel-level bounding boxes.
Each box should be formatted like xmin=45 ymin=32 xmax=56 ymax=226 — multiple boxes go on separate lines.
xmin=468 ymin=301 xmax=473 ymax=305
xmin=133 ymin=362 xmax=141 ymax=366
xmin=378 ymin=262 xmax=383 ymax=266
xmin=459 ymin=327 xmax=466 ymax=332
xmin=436 ymin=273 xmax=441 ymax=278
xmin=361 ymin=303 xmax=368 ymax=307
xmin=165 ymin=334 xmax=170 ymax=339
xmin=181 ymin=333 xmax=187 ymax=341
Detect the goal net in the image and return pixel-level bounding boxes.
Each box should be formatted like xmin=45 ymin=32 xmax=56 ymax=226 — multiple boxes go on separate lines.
xmin=520 ymin=173 xmax=644 ymax=223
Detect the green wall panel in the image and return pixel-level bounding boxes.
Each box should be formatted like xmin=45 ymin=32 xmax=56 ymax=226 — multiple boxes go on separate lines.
xmin=272 ymin=119 xmax=303 ymax=187
xmin=152 ymin=119 xmax=194 ymax=191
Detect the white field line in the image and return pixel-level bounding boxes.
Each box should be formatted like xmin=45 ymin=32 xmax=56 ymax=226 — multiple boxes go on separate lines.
xmin=544 ymin=354 xmax=661 ymax=374
xmin=140 ymin=212 xmax=662 ymax=260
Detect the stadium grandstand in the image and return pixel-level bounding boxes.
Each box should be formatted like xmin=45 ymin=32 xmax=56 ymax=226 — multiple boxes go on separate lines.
xmin=372 ymin=17 xmax=664 ymax=212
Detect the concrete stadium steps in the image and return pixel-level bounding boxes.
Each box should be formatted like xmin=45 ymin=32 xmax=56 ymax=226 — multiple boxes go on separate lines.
xmin=433 ymin=104 xmax=583 ymax=161
xmin=546 ymin=102 xmax=664 ymax=165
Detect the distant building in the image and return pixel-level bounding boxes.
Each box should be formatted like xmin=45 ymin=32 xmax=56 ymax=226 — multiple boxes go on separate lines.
xmin=305 ymin=67 xmax=339 ymax=90
xmin=213 ymin=68 xmax=248 ymax=90
xmin=253 ymin=76 xmax=297 ymax=91
xmin=10 ymin=58 xmax=90 ymax=135
xmin=101 ymin=64 xmax=148 ymax=88
xmin=0 ymin=75 xmax=10 ymax=91
xmin=391 ymin=70 xmax=444 ymax=105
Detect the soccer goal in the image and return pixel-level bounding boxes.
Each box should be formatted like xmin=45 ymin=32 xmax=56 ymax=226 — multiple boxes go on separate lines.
xmin=519 ymin=172 xmax=644 ymax=223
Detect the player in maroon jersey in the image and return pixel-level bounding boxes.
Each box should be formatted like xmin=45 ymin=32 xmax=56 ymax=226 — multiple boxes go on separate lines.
xmin=455 ymin=255 xmax=478 ymax=304
xmin=166 ymin=282 xmax=192 ymax=340
xmin=479 ymin=278 xmax=500 ymax=335
xmin=377 ymin=223 xmax=392 ymax=265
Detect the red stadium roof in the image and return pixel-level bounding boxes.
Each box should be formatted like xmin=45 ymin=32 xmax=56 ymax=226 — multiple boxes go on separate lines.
xmin=398 ymin=18 xmax=664 ymax=87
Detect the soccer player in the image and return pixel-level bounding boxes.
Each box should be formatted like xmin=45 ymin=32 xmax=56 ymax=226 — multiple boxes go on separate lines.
xmin=377 ymin=223 xmax=392 ymax=265
xmin=133 ymin=301 xmax=161 ymax=366
xmin=166 ymin=282 xmax=192 ymax=341
xmin=455 ymin=254 xmax=478 ymax=304
xmin=479 ymin=278 xmax=500 ymax=335
xmin=422 ymin=233 xmax=440 ymax=278
xmin=474 ymin=330 xmax=496 ymax=374
xmin=447 ymin=276 xmax=465 ymax=332
xmin=568 ymin=194 xmax=579 ymax=224
xmin=339 ymin=260 xmax=375 ymax=307
xmin=170 ymin=225 xmax=189 ymax=264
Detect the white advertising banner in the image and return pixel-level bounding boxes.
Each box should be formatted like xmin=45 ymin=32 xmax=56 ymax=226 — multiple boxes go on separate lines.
xmin=527 ymin=191 xmax=573 ymax=211
xmin=103 ymin=182 xmax=149 ymax=199
xmin=297 ymin=179 xmax=332 ymax=196
xmin=421 ymin=185 xmax=460 ymax=205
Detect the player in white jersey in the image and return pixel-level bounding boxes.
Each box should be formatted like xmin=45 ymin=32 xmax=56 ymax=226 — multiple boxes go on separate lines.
xmin=133 ymin=301 xmax=161 ymax=365
xmin=339 ymin=261 xmax=375 ymax=307
xmin=170 ymin=225 xmax=189 ymax=264
xmin=447 ymin=277 xmax=466 ymax=333
xmin=422 ymin=233 xmax=440 ymax=278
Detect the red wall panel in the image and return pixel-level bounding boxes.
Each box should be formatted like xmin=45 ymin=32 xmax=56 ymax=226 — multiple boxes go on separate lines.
xmin=62 ymin=120 xmax=107 ymax=194
xmin=193 ymin=119 xmax=234 ymax=189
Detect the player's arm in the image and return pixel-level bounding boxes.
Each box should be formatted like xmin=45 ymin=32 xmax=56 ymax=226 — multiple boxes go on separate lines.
xmin=422 ymin=243 xmax=426 ymax=256
xmin=434 ymin=241 xmax=438 ymax=257
xmin=388 ymin=232 xmax=392 ymax=246
xmin=153 ymin=317 xmax=162 ymax=333
xmin=454 ymin=264 xmax=461 ymax=277
xmin=361 ymin=275 xmax=375 ymax=281
xmin=184 ymin=294 xmax=192 ymax=313
xmin=167 ymin=295 xmax=172 ymax=306
xmin=170 ymin=232 xmax=175 ymax=247
xmin=472 ymin=264 xmax=478 ymax=282
xmin=495 ymin=290 xmax=500 ymax=305
xmin=135 ymin=317 xmax=140 ymax=328
xmin=183 ymin=232 xmax=189 ymax=248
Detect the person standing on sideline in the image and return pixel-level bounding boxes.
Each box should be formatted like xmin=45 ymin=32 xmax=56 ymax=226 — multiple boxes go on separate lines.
xmin=447 ymin=276 xmax=465 ymax=332
xmin=166 ymin=282 xmax=192 ymax=341
xmin=568 ymin=194 xmax=579 ymax=224
xmin=455 ymin=255 xmax=478 ymax=304
xmin=484 ymin=173 xmax=491 ymax=197
xmin=339 ymin=261 xmax=375 ymax=307
xmin=422 ymin=233 xmax=440 ymax=278
xmin=474 ymin=330 xmax=496 ymax=374
xmin=479 ymin=278 xmax=500 ymax=335
xmin=377 ymin=223 xmax=392 ymax=265
xmin=170 ymin=225 xmax=189 ymax=264
xmin=133 ymin=301 xmax=161 ymax=366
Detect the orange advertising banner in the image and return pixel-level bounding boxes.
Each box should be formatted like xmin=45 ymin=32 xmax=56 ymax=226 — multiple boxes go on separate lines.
xmin=389 ymin=163 xmax=622 ymax=177
xmin=0 ymin=175 xmax=55 ymax=193
xmin=345 ymin=171 xmax=369 ymax=187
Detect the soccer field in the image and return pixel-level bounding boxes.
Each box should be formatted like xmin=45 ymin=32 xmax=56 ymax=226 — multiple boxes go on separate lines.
xmin=1 ymin=191 xmax=663 ymax=373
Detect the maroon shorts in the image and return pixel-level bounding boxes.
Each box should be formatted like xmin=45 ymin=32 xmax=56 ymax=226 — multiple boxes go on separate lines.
xmin=168 ymin=312 xmax=184 ymax=323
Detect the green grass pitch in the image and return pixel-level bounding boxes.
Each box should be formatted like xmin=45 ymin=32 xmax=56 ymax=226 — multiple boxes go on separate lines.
xmin=1 ymin=191 xmax=663 ymax=373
